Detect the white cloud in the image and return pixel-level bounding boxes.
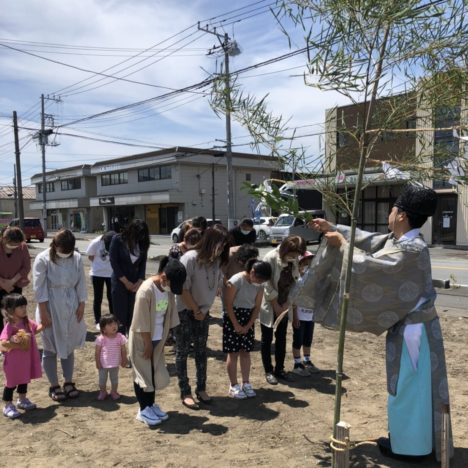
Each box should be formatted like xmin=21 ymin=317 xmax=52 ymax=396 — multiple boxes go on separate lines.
xmin=0 ymin=0 xmax=353 ymax=184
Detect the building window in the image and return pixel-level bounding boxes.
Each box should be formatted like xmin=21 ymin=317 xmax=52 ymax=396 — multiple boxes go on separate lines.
xmin=101 ymin=172 xmax=128 ymax=186
xmin=433 ymin=106 xmax=460 ymax=189
xmin=138 ymin=166 xmax=172 ymax=182
xmin=61 ymin=177 xmax=81 ymax=191
xmin=245 ymin=173 xmax=252 ymax=181
xmin=337 ymin=131 xmax=349 ymax=148
xmin=160 ymin=166 xmax=171 ymax=180
xmin=38 ymin=182 xmax=55 ymax=193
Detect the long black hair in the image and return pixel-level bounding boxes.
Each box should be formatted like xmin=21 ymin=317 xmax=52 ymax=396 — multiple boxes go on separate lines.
xmin=121 ymin=219 xmax=150 ymax=254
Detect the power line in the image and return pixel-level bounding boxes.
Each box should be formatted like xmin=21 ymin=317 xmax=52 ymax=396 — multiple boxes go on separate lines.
xmin=0 ymin=42 xmax=204 ymax=94
xmin=53 ymin=1 xmax=277 ymax=97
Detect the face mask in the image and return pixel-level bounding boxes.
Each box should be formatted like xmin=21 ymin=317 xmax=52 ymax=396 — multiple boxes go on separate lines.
xmin=240 ymin=229 xmax=251 ymax=235
xmin=162 ymin=284 xmax=171 ymax=293
xmin=5 ymin=244 xmax=19 ymax=250
xmin=57 ymin=251 xmax=72 ymax=259
xmin=285 ymin=255 xmax=297 ymax=263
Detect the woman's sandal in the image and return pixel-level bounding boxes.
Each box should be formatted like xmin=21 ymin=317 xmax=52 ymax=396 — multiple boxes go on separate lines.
xmin=63 ymin=382 xmax=79 ymax=399
xmin=181 ymin=395 xmax=199 ymax=410
xmin=49 ymin=385 xmax=66 ymax=402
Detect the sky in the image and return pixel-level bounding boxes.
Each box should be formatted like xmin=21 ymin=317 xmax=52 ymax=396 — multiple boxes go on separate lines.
xmin=0 ymin=0 xmax=350 ymax=186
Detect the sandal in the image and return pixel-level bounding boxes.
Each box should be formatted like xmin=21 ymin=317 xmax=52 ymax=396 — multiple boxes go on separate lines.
xmin=49 ymin=385 xmax=66 ymax=402
xmin=63 ymin=382 xmax=79 ymax=399
xmin=181 ymin=395 xmax=199 ymax=410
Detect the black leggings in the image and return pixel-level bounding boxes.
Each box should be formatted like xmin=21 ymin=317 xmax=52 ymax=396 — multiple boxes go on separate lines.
xmin=260 ymin=315 xmax=288 ymax=374
xmin=91 ymin=276 xmax=113 ymax=323
xmin=3 ymin=384 xmax=27 ymax=402
xmin=292 ymin=320 xmax=315 ymax=349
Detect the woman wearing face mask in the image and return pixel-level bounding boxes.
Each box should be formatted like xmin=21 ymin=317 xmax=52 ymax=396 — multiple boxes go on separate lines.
xmin=0 ymin=227 xmax=31 ymax=331
xmin=260 ymin=235 xmax=306 ymax=385
xmin=175 ymin=227 xmax=230 ymax=409
xmin=33 ymin=229 xmax=87 ymax=401
xmin=228 ymin=218 xmax=257 ymax=246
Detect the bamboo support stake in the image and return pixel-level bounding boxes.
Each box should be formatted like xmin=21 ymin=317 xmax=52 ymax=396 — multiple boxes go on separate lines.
xmin=441 ymin=404 xmax=450 ymax=468
xmin=331 ymin=421 xmax=351 ymax=468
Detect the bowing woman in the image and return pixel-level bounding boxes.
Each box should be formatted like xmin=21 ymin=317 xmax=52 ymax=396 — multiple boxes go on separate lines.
xmin=33 ymin=229 xmax=87 ymax=401
xmin=109 ymin=219 xmax=150 ymax=336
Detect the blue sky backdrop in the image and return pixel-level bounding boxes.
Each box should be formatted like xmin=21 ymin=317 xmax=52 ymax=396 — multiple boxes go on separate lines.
xmin=0 ymin=0 xmax=349 ymax=186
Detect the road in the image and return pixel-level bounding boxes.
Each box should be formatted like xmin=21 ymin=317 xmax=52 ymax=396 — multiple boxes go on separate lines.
xmin=27 ymin=234 xmax=468 ymax=317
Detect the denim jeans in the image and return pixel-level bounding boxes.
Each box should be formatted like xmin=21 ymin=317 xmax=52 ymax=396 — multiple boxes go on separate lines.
xmin=175 ymin=309 xmax=210 ymax=398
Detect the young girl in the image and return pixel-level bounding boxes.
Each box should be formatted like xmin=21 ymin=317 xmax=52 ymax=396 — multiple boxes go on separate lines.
xmin=224 ymin=259 xmax=272 ymax=399
xmin=291 ymin=251 xmax=319 ymax=375
xmin=95 ymin=314 xmax=128 ymax=400
xmin=129 ymin=256 xmax=186 ymax=426
xmin=0 ymin=294 xmax=42 ymax=419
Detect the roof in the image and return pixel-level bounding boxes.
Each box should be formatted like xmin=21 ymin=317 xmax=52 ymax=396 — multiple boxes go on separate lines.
xmin=31 ymin=164 xmax=92 ymax=180
xmin=91 ymin=146 xmax=275 ymax=167
xmin=0 ymin=185 xmax=36 ymax=199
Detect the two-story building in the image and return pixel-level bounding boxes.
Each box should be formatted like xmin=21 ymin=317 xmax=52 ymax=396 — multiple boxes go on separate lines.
xmin=30 ymin=147 xmax=280 ymax=234
xmin=325 ymin=93 xmax=468 ymax=246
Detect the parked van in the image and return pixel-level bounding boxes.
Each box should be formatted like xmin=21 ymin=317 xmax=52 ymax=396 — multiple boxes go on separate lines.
xmin=9 ymin=217 xmax=45 ymax=242
xmin=270 ymin=210 xmax=325 ymax=245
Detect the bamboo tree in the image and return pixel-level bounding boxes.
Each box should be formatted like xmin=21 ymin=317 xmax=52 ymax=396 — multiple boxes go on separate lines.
xmin=274 ymin=5 xmax=466 ymax=464
xmin=211 ymin=1 xmax=467 ymax=465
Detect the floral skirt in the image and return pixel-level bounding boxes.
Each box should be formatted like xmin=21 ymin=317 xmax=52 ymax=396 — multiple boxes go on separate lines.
xmin=223 ymin=307 xmax=255 ymax=353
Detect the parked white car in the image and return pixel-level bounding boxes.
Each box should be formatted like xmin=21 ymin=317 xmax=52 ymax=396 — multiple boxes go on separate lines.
xmin=253 ymin=216 xmax=277 ymax=241
xmin=170 ymin=218 xmax=222 ymax=242
xmin=270 ymin=210 xmax=325 ymax=245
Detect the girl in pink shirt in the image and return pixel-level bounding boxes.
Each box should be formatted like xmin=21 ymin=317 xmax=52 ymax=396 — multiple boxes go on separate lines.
xmin=95 ymin=314 xmax=128 ymax=400
xmin=0 ymin=294 xmax=42 ymax=419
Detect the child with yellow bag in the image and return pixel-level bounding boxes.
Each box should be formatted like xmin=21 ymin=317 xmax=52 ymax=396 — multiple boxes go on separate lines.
xmin=0 ymin=294 xmax=42 ymax=419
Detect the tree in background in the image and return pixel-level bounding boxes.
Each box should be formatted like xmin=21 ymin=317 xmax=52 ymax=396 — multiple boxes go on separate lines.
xmin=210 ymin=0 xmax=467 ymax=465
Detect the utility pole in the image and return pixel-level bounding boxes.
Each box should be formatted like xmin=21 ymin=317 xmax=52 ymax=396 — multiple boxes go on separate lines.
xmin=13 ymin=111 xmax=24 ymax=227
xmin=13 ymin=165 xmax=17 ymax=218
xmin=34 ymin=94 xmax=58 ymax=235
xmin=40 ymin=94 xmax=47 ymax=234
xmin=198 ymin=23 xmax=240 ymax=230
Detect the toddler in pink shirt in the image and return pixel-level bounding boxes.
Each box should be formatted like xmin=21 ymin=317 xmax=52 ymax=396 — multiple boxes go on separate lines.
xmin=95 ymin=314 xmax=128 ymax=400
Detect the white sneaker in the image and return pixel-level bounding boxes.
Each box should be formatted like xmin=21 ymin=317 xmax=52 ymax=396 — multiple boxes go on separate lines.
xmin=95 ymin=323 xmax=100 ymax=331
xmin=228 ymin=384 xmax=247 ymax=399
xmin=242 ymin=383 xmax=256 ymax=398
xmin=151 ymin=403 xmax=168 ymax=421
xmin=3 ymin=403 xmax=21 ymax=419
xmin=16 ymin=398 xmax=37 ymax=410
xmin=136 ymin=406 xmax=161 ymax=426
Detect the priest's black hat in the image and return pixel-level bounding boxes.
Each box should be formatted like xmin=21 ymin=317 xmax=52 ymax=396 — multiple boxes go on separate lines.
xmin=394 ymin=184 xmax=437 ymax=217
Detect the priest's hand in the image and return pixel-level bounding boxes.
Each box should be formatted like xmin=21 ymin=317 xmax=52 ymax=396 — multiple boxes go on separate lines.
xmin=309 ymin=218 xmax=332 ymax=233
xmin=325 ymin=231 xmax=346 ymax=247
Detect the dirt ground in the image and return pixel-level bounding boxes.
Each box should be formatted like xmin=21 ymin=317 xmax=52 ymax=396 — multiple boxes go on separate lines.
xmin=1 ymin=256 xmax=467 ymax=468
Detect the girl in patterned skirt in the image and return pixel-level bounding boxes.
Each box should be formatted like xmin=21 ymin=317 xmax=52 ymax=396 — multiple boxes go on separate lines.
xmin=223 ymin=259 xmax=272 ymax=399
